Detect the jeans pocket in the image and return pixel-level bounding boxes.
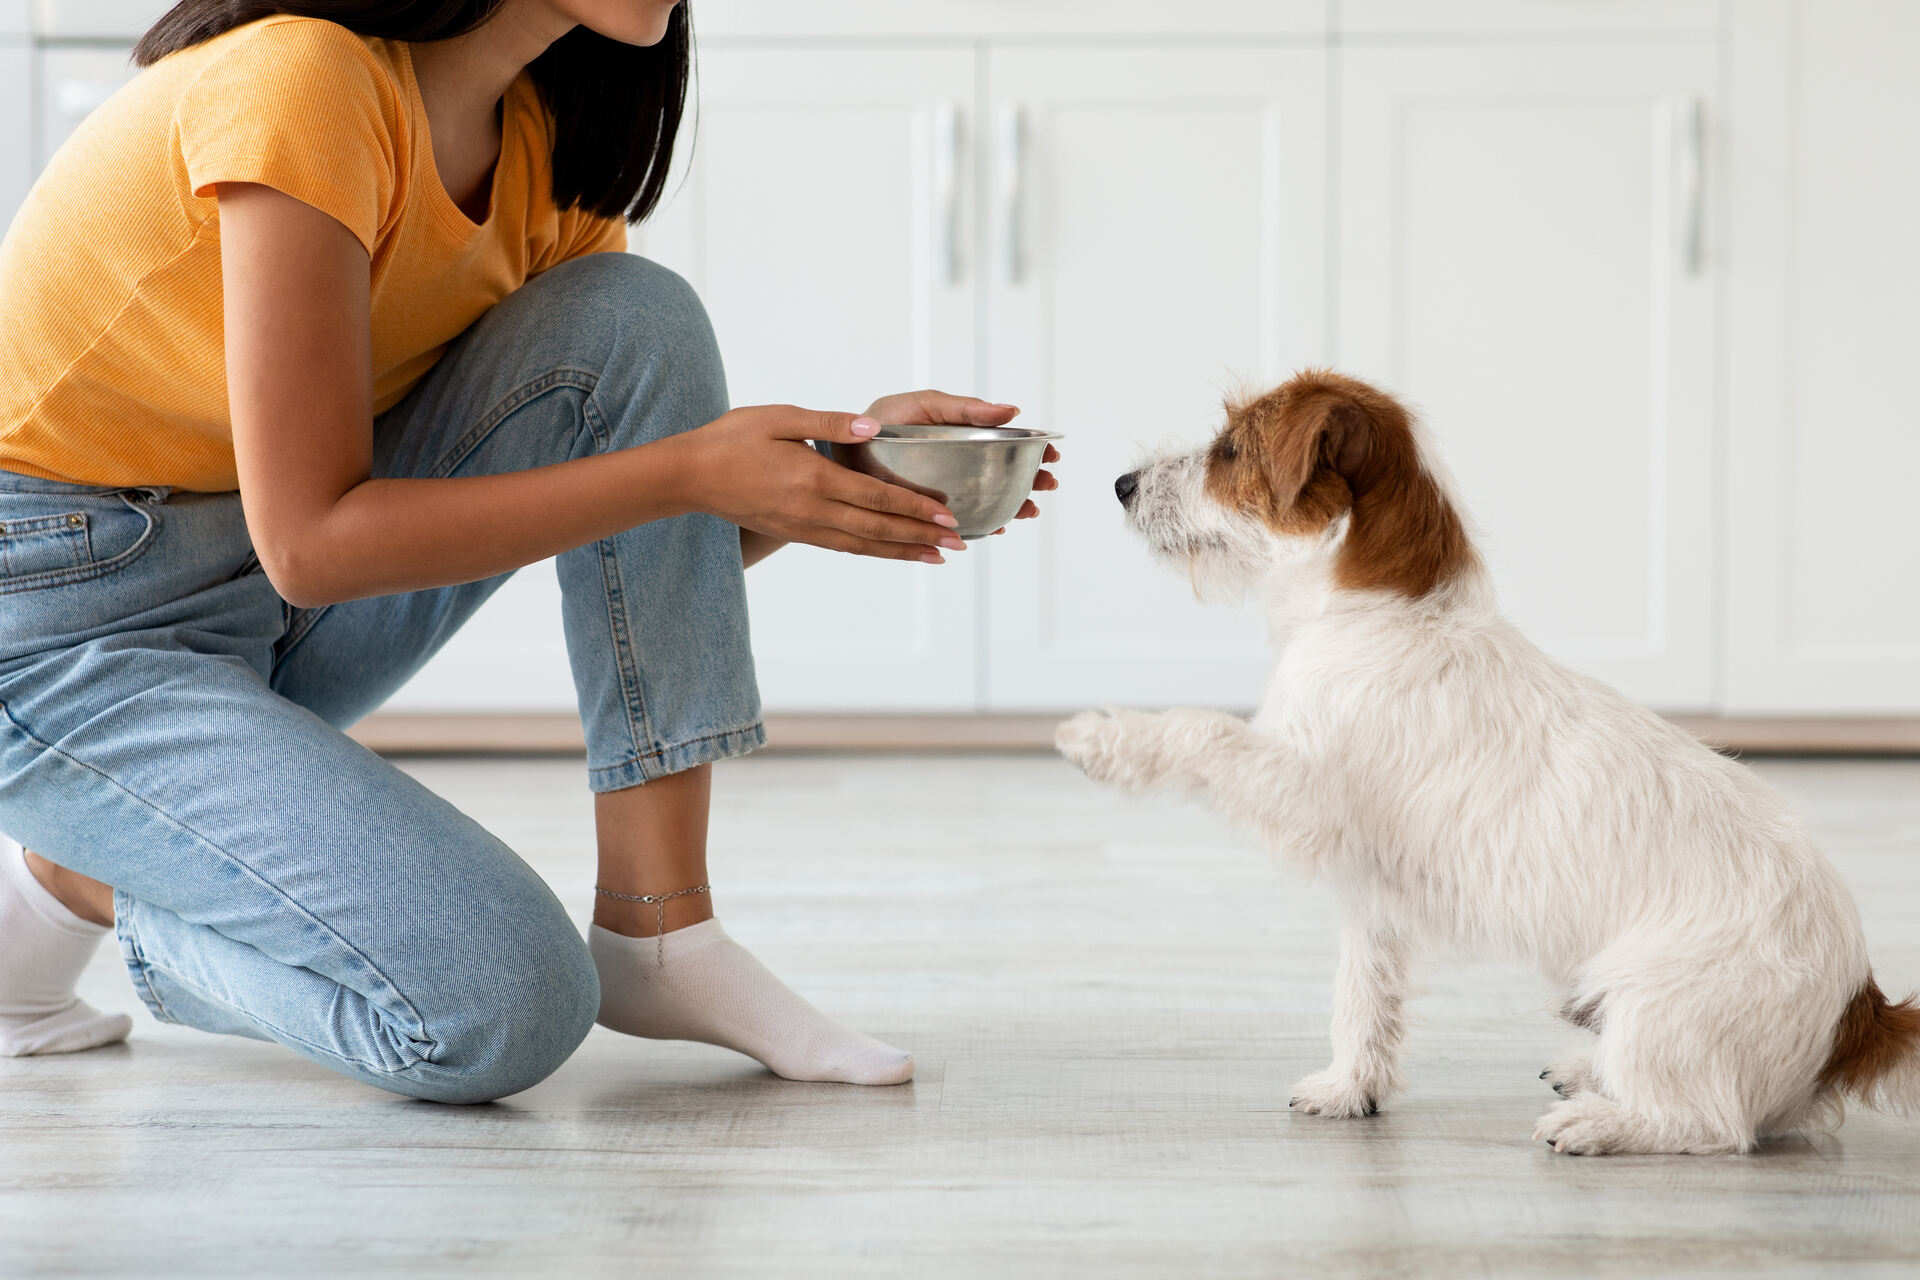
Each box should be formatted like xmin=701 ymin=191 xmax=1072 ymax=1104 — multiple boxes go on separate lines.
xmin=0 ymin=489 xmax=161 ymax=596
xmin=0 ymin=511 xmax=92 ymax=578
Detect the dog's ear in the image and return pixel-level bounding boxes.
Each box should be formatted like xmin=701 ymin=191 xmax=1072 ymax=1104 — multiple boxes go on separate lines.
xmin=1291 ymin=393 xmax=1376 ymax=498
xmin=1245 ymin=369 xmax=1477 ymax=597
xmin=1231 ymin=376 xmax=1378 ymax=531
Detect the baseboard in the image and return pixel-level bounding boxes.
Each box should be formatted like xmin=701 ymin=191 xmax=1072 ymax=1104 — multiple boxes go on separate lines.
xmin=347 ymin=711 xmax=1920 ymax=756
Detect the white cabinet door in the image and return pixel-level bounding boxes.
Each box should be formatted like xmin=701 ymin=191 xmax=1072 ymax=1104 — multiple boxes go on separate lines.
xmin=1337 ymin=44 xmax=1719 ymax=711
xmin=1 ymin=43 xmax=27 ymax=227
xmin=633 ymin=48 xmax=980 ymax=712
xmin=980 ymin=47 xmax=1328 ymax=710
xmin=1722 ymin=0 xmax=1920 ymax=714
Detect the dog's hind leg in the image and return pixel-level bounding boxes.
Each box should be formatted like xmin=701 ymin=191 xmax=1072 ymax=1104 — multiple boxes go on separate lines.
xmin=1540 ymin=1056 xmax=1596 ymax=1098
xmin=1531 ymin=964 xmax=1823 ymax=1155
xmin=1291 ymin=918 xmax=1410 ymax=1118
xmin=1541 ymin=992 xmax=1604 ymax=1097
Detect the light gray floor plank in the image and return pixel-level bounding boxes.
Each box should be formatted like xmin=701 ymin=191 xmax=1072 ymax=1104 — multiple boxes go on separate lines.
xmin=4 ymin=755 xmax=1917 ymax=1277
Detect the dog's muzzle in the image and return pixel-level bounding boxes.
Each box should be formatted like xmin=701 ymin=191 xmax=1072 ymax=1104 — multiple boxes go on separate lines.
xmin=1114 ymin=471 xmax=1139 ymax=506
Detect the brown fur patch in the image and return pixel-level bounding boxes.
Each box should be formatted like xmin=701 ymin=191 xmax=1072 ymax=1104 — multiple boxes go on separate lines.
xmin=1818 ymin=977 xmax=1920 ymax=1097
xmin=1203 ymin=369 xmax=1475 ymax=598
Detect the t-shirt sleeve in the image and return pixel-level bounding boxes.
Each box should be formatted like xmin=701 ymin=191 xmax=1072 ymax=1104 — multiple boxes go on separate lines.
xmin=174 ymin=19 xmax=403 ymax=255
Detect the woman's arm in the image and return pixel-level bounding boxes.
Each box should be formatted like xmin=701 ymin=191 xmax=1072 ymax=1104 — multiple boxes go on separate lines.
xmin=219 ymin=183 xmax=963 ymax=607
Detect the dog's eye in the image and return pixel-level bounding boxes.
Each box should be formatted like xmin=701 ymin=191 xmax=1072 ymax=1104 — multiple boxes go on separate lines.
xmin=1217 ymin=436 xmax=1240 ymax=462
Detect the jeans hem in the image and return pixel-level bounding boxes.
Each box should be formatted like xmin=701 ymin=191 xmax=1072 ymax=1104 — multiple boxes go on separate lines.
xmin=114 ymin=891 xmax=173 ymax=1026
xmin=587 ymin=721 xmax=766 ymax=792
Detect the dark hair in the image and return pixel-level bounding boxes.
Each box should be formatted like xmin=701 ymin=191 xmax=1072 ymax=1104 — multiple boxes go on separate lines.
xmin=134 ymin=1 xmax=690 ymax=224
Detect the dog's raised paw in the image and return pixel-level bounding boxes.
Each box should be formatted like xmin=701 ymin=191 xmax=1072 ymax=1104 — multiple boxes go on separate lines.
xmin=1055 ymin=709 xmax=1148 ymax=790
xmin=1288 ymin=1069 xmax=1381 ymax=1119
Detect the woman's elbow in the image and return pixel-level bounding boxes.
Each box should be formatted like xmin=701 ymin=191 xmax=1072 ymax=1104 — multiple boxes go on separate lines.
xmin=258 ymin=544 xmax=346 ymax=609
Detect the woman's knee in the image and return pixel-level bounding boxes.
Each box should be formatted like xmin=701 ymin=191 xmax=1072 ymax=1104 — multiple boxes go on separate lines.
xmin=405 ymin=919 xmax=602 ymax=1105
xmin=549 ymin=254 xmax=727 ymax=447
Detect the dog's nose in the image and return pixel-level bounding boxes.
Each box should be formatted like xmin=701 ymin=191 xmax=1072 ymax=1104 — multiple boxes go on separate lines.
xmin=1114 ymin=471 xmax=1139 ymax=505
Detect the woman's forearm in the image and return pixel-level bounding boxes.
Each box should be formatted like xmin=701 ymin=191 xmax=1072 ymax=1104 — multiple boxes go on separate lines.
xmin=258 ymin=436 xmax=702 ymax=607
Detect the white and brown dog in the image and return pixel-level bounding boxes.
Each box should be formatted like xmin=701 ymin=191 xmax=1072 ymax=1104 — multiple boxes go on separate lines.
xmin=1057 ymin=369 xmax=1918 ymax=1155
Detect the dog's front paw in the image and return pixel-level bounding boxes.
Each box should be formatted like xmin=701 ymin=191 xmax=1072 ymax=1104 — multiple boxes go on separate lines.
xmin=1055 ymin=708 xmax=1155 ymax=792
xmin=1288 ymin=1068 xmax=1382 ymax=1119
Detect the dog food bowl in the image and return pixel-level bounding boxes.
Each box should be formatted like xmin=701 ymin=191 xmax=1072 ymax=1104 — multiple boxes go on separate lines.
xmin=825 ymin=425 xmax=1062 ymax=540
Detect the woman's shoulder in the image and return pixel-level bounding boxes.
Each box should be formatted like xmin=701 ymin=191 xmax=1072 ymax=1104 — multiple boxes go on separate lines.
xmin=170 ymin=14 xmax=405 ymax=104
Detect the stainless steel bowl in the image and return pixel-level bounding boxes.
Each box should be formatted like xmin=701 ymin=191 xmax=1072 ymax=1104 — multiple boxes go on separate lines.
xmin=826 ymin=425 xmax=1062 ymax=540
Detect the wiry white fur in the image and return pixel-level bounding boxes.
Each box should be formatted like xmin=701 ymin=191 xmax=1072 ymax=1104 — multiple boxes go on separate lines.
xmin=1060 ymin=431 xmax=1909 ymax=1155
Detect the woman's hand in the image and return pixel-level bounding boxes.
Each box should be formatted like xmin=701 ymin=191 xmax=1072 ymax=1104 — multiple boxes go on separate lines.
xmin=677 ymin=404 xmax=967 ymax=563
xmin=862 ymin=390 xmax=1060 ymax=534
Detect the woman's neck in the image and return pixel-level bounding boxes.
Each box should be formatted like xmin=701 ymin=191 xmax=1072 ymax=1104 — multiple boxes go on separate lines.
xmin=410 ymin=1 xmax=573 ymax=220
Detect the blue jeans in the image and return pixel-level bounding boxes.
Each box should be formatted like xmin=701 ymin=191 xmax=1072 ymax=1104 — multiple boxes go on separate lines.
xmin=0 ymin=254 xmax=764 ymax=1102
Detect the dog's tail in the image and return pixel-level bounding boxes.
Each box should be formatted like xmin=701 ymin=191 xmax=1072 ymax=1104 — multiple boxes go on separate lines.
xmin=1817 ymin=976 xmax=1920 ymax=1115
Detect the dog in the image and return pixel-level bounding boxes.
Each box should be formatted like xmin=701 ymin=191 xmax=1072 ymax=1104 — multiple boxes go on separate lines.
xmin=1056 ymin=369 xmax=1919 ymax=1155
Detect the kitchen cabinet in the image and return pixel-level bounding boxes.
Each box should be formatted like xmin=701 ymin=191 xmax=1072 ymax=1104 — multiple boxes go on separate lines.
xmin=1722 ymin=0 xmax=1920 ymax=714
xmin=980 ymin=47 xmax=1327 ymax=710
xmin=1336 ymin=42 xmax=1720 ymax=711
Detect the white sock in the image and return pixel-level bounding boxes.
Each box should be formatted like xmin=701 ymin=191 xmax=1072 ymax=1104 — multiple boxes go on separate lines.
xmin=589 ymin=919 xmax=913 ymax=1086
xmin=0 ymin=834 xmax=133 ymax=1057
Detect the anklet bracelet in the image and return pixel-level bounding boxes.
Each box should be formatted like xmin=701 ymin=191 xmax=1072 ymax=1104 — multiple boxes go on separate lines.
xmin=594 ymin=883 xmax=711 ymax=965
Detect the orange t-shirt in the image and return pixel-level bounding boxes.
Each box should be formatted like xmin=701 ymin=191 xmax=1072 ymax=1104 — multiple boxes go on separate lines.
xmin=0 ymin=15 xmax=627 ymax=492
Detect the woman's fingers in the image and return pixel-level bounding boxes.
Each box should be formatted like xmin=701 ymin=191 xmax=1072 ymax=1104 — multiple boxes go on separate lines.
xmin=822 ymin=467 xmax=959 ymax=532
xmin=800 ymin=523 xmax=948 ymax=563
xmin=866 ymin=390 xmax=1020 ymax=427
xmin=1031 ymin=468 xmax=1058 ymax=493
xmin=958 ymin=397 xmax=1021 ymax=425
xmin=822 ymin=503 xmax=967 ymax=552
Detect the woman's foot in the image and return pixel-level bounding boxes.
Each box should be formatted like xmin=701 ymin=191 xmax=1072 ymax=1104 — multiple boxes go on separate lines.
xmin=589 ymin=919 xmax=914 ymax=1086
xmin=0 ymin=835 xmax=133 ymax=1056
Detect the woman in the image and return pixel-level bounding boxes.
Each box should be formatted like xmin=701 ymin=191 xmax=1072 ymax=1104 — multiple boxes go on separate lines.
xmin=0 ymin=0 xmax=1055 ymax=1100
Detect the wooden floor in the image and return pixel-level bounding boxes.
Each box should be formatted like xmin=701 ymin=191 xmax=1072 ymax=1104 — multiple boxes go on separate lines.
xmin=4 ymin=754 xmax=1918 ymax=1277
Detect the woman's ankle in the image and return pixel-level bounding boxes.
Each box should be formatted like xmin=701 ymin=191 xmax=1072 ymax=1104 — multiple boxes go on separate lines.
xmin=23 ymin=851 xmax=115 ymax=929
xmin=590 ymin=890 xmax=715 ymax=939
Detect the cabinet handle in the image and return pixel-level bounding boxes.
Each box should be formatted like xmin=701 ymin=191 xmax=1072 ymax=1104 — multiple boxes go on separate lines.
xmin=932 ymin=101 xmax=964 ymax=285
xmin=1676 ymin=96 xmax=1706 ymax=276
xmin=998 ymin=103 xmax=1027 ymax=284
